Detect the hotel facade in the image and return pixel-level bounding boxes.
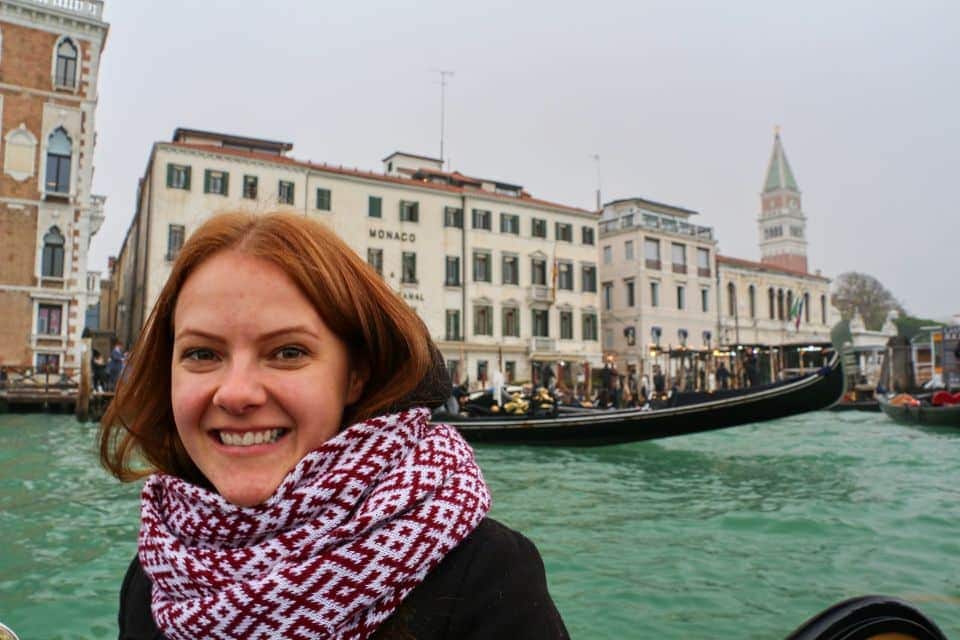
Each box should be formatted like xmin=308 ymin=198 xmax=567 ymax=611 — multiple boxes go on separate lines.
xmin=107 ymin=129 xmax=603 ymax=387
xmin=0 ymin=0 xmax=108 ymax=372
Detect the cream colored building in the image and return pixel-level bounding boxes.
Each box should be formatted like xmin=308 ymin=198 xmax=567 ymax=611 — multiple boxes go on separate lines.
xmin=597 ymin=197 xmax=718 ymax=378
xmin=108 ymin=129 xmax=602 ymax=387
xmin=0 ymin=0 xmax=108 ymax=372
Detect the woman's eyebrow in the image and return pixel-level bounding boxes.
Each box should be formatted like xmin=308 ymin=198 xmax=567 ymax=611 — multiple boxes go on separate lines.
xmin=174 ymin=326 xmax=319 ymax=342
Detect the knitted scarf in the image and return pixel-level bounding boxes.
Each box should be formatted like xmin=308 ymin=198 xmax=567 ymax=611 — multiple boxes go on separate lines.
xmin=138 ymin=408 xmax=491 ymax=640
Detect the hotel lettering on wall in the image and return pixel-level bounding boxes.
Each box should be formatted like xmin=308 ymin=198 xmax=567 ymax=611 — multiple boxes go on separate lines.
xmin=369 ymin=228 xmax=416 ymax=242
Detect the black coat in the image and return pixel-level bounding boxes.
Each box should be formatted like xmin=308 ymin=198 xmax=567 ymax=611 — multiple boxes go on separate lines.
xmin=119 ymin=517 xmax=569 ymax=640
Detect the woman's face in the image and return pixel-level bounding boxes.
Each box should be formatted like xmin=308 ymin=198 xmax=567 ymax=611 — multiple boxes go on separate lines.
xmin=171 ymin=250 xmax=364 ymax=507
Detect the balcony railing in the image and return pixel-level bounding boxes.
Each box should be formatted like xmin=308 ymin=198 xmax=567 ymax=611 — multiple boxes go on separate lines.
xmin=530 ymin=337 xmax=556 ymax=352
xmin=599 ymin=210 xmax=715 ymax=241
xmin=698 ymin=267 xmax=711 ymax=277
xmin=528 ymin=285 xmax=554 ymax=304
xmin=645 ymin=259 xmax=661 ymax=270
xmin=19 ymin=0 xmax=104 ymax=19
xmin=672 ymin=264 xmax=687 ymax=274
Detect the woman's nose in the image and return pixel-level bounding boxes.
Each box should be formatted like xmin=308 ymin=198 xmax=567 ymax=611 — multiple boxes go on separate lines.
xmin=212 ymin=361 xmax=267 ymax=415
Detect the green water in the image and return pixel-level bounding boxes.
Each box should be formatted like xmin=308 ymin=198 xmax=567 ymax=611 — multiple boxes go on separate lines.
xmin=0 ymin=411 xmax=957 ymax=639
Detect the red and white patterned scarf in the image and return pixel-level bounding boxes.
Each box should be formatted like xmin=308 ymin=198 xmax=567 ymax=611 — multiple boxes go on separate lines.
xmin=138 ymin=407 xmax=491 ymax=640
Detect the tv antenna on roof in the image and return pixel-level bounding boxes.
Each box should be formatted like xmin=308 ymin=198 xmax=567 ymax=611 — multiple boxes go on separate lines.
xmin=431 ymin=69 xmax=455 ymax=169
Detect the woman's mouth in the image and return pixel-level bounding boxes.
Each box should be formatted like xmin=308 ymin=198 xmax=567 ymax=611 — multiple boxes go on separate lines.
xmin=215 ymin=428 xmax=288 ymax=447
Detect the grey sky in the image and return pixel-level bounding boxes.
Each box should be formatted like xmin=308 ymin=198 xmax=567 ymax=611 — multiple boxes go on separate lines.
xmin=90 ymin=0 xmax=960 ymax=319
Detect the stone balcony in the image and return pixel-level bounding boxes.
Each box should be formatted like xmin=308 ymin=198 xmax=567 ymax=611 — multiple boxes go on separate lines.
xmin=16 ymin=0 xmax=104 ymax=20
xmin=527 ymin=285 xmax=555 ymax=304
xmin=89 ymin=194 xmax=106 ymax=236
xmin=530 ymin=337 xmax=556 ymax=353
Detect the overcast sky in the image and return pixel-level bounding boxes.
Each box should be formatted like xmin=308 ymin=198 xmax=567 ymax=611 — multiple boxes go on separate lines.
xmin=89 ymin=0 xmax=959 ymax=319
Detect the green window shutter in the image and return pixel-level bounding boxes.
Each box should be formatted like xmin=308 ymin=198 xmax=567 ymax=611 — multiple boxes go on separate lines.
xmin=222 ymin=172 xmax=229 ymax=195
xmin=166 ymin=164 xmax=174 ymax=188
xmin=204 ymin=170 xmax=211 ymax=194
xmin=184 ymin=166 xmax=191 ymax=191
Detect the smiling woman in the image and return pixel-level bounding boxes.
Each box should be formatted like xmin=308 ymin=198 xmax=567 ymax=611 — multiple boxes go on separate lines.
xmin=99 ymin=212 xmax=567 ymax=640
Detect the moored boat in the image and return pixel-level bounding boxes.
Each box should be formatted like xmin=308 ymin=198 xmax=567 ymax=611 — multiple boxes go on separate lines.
xmin=878 ymin=394 xmax=960 ymax=428
xmin=433 ymin=351 xmax=844 ymax=445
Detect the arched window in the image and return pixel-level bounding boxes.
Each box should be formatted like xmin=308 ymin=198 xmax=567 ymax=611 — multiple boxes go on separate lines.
xmin=748 ymin=285 xmax=756 ymax=319
xmin=821 ymin=294 xmax=827 ymax=325
xmin=55 ymin=38 xmax=78 ymax=88
xmin=777 ymin=289 xmax=785 ymax=320
xmin=804 ymin=292 xmax=810 ymax=323
xmin=46 ymin=128 xmax=72 ymax=194
xmin=42 ymin=226 xmax=65 ymax=277
xmin=727 ymin=282 xmax=736 ymax=317
xmin=787 ymin=290 xmax=794 ymax=319
xmin=768 ymin=288 xmax=775 ymax=319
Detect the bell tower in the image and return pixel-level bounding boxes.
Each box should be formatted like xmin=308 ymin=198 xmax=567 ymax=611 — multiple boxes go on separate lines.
xmin=759 ymin=129 xmax=807 ymax=273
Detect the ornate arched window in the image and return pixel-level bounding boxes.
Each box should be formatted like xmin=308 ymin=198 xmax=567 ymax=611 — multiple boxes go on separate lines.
xmin=42 ymin=226 xmax=65 ymax=277
xmin=46 ymin=128 xmax=72 ymax=194
xmin=54 ymin=38 xmax=78 ymax=88
xmin=748 ymin=285 xmax=756 ymax=319
xmin=727 ymin=282 xmax=736 ymax=317
xmin=787 ymin=290 xmax=794 ymax=319
xmin=768 ymin=287 xmax=775 ymax=319
xmin=804 ymin=292 xmax=811 ymax=323
xmin=777 ymin=289 xmax=785 ymax=320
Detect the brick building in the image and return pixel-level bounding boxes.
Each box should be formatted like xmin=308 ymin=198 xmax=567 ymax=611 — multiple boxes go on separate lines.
xmin=0 ymin=0 xmax=108 ymax=372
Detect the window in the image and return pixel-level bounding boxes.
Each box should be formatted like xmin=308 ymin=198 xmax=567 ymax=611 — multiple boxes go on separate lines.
xmin=45 ymin=128 xmax=71 ymax=194
xmin=821 ymin=294 xmax=827 ymax=324
xmin=167 ymin=224 xmax=185 ymax=261
xmin=671 ymin=243 xmax=686 ymax=273
xmin=369 ymin=196 xmax=382 ymax=218
xmin=531 ymin=218 xmax=547 ymax=238
xmin=503 ymin=306 xmax=520 ymax=337
xmin=602 ymin=282 xmax=613 ymax=310
xmin=749 ymin=285 xmax=756 ymax=318
xmin=625 ymin=279 xmax=635 ymax=307
xmin=677 ymin=285 xmax=685 ymax=310
xmin=624 ymin=240 xmax=634 ymax=261
xmin=367 ymin=248 xmax=383 ymax=276
xmin=531 ymin=258 xmax=547 ymax=286
xmin=447 ymin=359 xmax=461 ymax=383
xmin=400 ymin=200 xmax=419 ymax=222
xmin=697 ymin=248 xmax=711 ymax=277
xmin=602 ymin=245 xmax=612 ymax=265
xmin=444 ymin=206 xmax=463 ymax=228
xmin=650 ymin=281 xmax=660 ymax=307
xmin=582 ymin=312 xmax=598 ymax=341
xmin=473 ymin=251 xmax=491 ymax=282
xmin=445 ymin=256 xmax=461 ymax=286
xmin=805 ymin=292 xmax=811 ymax=323
xmin=445 ymin=310 xmax=461 ymax=341
xmin=472 ymin=209 xmax=491 ymax=230
xmin=769 ymin=288 xmax=775 ymax=319
xmin=581 ymin=226 xmax=595 ymax=245
xmin=603 ymin=328 xmax=614 ymax=350
xmin=54 ymin=38 xmax=78 ymax=88
xmin=502 ymin=254 xmax=518 ymax=285
xmin=555 ymin=222 xmax=573 ymax=242
xmin=474 ymin=304 xmax=493 ymax=336
xmin=401 ymin=252 xmax=417 ymax=283
xmin=582 ymin=265 xmax=597 ymax=292
xmin=504 ymin=361 xmax=516 ymax=382
xmin=243 ymin=175 xmax=258 ymax=199
xmin=41 ymin=227 xmax=64 ymax=277
xmin=477 ymin=360 xmax=489 ymax=383
xmin=645 ymin=238 xmax=661 ymax=269
xmin=36 ymin=353 xmax=60 ymax=373
xmin=315 ymin=187 xmax=331 ymax=210
xmin=727 ymin=282 xmax=737 ymax=316
xmin=37 ymin=304 xmax=62 ymax=335
xmin=701 ymin=288 xmax=709 ymax=313
xmin=500 ymin=213 xmax=520 ymax=234
xmin=279 ymin=181 xmax=295 ymax=205
xmin=167 ymin=164 xmax=191 ymax=190
xmin=204 ymin=169 xmax=228 ymax=195
xmin=532 ymin=309 xmax=549 ymax=337
xmin=560 ymin=311 xmax=573 ymax=340
xmin=557 ymin=261 xmax=573 ymax=290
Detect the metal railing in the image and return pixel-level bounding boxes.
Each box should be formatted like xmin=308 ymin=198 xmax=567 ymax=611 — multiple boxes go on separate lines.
xmin=16 ymin=0 xmax=104 ymax=18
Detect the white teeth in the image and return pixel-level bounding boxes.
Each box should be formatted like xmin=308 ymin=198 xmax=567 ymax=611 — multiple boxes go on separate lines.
xmin=218 ymin=429 xmax=282 ymax=447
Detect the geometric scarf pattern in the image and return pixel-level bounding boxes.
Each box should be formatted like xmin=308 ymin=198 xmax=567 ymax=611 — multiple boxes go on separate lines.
xmin=138 ymin=408 xmax=491 ymax=640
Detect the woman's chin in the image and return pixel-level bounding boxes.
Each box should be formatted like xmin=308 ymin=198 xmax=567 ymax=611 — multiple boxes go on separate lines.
xmin=215 ymin=480 xmax=280 ymax=508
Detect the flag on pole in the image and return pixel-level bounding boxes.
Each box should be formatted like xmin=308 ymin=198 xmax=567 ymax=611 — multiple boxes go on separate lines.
xmin=790 ymin=297 xmax=804 ymax=331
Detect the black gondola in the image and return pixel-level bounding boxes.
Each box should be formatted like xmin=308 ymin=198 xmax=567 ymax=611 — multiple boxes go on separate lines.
xmin=433 ymin=351 xmax=844 ymax=446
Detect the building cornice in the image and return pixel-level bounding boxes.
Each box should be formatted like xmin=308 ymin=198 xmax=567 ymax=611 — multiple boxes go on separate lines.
xmin=0 ymin=1 xmax=108 ymax=38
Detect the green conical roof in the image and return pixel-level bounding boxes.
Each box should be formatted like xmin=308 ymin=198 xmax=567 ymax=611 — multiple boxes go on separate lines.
xmin=763 ymin=132 xmax=799 ymax=193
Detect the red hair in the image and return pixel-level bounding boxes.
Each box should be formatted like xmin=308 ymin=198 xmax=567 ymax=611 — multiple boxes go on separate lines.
xmin=100 ymin=211 xmax=441 ymax=483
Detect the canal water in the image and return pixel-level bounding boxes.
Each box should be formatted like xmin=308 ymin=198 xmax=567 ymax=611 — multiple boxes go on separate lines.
xmin=1 ymin=411 xmax=957 ymax=639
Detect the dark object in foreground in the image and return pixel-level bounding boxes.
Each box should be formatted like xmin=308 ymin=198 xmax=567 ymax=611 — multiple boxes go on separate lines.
xmin=434 ymin=352 xmax=844 ymax=446
xmin=879 ymin=396 xmax=960 ymax=427
xmin=785 ymin=594 xmax=947 ymax=640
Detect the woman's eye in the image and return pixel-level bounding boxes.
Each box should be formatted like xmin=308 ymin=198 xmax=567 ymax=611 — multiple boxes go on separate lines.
xmin=184 ymin=348 xmax=217 ymax=361
xmin=275 ymin=346 xmax=307 ymax=361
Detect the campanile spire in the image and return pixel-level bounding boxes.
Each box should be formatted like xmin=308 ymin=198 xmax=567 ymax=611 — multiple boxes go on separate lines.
xmin=758 ymin=129 xmax=807 ymax=273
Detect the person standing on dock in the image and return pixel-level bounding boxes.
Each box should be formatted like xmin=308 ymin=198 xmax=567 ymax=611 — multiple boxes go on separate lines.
xmin=716 ymin=362 xmax=731 ymax=390
xmin=106 ymin=341 xmax=124 ymax=391
xmin=98 ymin=211 xmax=567 ymax=640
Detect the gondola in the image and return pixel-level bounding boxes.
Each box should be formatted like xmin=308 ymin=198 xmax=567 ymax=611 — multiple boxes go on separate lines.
xmin=878 ymin=396 xmax=960 ymax=428
xmin=432 ymin=351 xmax=845 ymax=446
